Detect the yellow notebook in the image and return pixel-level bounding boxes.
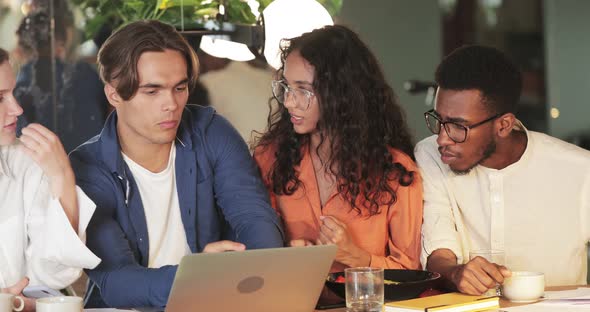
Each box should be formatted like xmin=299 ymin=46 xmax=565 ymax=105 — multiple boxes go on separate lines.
xmin=384 ymin=292 xmax=499 ymax=312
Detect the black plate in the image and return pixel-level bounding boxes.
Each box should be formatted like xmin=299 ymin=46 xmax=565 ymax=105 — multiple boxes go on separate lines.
xmin=325 ymin=269 xmax=441 ymax=301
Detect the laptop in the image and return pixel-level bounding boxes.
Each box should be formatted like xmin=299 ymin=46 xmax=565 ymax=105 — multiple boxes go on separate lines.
xmin=165 ymin=245 xmax=338 ymax=312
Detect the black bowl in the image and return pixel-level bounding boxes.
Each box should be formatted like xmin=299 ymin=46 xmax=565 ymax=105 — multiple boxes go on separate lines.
xmin=325 ymin=269 xmax=441 ymax=301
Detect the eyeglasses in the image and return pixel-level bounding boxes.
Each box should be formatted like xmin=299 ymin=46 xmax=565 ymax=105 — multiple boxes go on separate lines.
xmin=271 ymin=80 xmax=315 ymax=111
xmin=424 ymin=109 xmax=505 ymax=143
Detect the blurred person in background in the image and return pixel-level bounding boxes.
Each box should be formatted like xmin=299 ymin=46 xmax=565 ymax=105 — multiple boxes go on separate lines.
xmin=198 ymin=51 xmax=273 ymax=144
xmin=14 ymin=4 xmax=107 ymax=152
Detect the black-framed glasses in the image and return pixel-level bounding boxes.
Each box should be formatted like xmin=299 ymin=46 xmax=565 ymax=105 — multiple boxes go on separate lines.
xmin=271 ymin=80 xmax=315 ymax=111
xmin=424 ymin=109 xmax=505 ymax=143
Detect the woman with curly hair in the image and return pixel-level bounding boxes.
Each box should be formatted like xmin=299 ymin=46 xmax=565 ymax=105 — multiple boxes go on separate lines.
xmin=253 ymin=25 xmax=423 ymax=272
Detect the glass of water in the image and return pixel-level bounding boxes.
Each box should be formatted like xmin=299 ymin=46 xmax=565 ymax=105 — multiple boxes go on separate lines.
xmin=345 ymin=267 xmax=384 ymax=312
xmin=469 ymin=249 xmax=505 ymax=297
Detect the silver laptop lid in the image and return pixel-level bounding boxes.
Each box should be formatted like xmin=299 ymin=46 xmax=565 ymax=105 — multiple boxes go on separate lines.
xmin=166 ymin=245 xmax=337 ymax=312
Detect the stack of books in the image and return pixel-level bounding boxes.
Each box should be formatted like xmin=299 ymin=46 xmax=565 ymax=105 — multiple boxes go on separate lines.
xmin=385 ymin=292 xmax=500 ymax=312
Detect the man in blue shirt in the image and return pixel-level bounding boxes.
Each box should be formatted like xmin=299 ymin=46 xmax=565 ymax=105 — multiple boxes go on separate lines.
xmin=69 ymin=20 xmax=284 ymax=309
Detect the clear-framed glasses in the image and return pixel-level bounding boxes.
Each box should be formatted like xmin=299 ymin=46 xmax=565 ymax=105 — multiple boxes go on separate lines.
xmin=271 ymin=80 xmax=315 ymax=111
xmin=424 ymin=109 xmax=505 ymax=143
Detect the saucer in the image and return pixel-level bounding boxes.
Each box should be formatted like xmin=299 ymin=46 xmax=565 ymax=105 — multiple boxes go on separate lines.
xmin=508 ymin=298 xmax=542 ymax=303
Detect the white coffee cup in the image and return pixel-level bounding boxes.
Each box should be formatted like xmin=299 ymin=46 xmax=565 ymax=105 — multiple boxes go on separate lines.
xmin=502 ymin=271 xmax=545 ymax=303
xmin=0 ymin=293 xmax=24 ymax=312
xmin=36 ymin=296 xmax=83 ymax=312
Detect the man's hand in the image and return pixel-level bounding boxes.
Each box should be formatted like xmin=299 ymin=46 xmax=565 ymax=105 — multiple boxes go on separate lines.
xmin=426 ymin=248 xmax=512 ymax=296
xmin=450 ymin=256 xmax=511 ymax=295
xmin=0 ymin=277 xmax=35 ymax=312
xmin=316 ymin=215 xmax=370 ymax=267
xmin=289 ymin=239 xmax=314 ymax=247
xmin=203 ymin=240 xmax=246 ymax=253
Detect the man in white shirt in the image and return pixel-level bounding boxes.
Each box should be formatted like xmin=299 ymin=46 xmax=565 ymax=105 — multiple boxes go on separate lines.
xmin=417 ymin=45 xmax=590 ymax=295
xmin=0 ymin=48 xmax=100 ymax=311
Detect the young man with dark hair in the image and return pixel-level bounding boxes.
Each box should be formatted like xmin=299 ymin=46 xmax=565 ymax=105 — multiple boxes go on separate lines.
xmin=69 ymin=20 xmax=284 ymax=309
xmin=417 ymin=45 xmax=590 ymax=295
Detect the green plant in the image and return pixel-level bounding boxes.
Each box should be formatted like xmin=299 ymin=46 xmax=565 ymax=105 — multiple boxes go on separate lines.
xmin=70 ymin=0 xmax=343 ymax=41
xmin=316 ymin=0 xmax=343 ymax=17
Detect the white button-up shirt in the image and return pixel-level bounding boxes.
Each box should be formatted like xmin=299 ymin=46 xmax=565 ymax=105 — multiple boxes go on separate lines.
xmin=417 ymin=123 xmax=590 ymax=286
xmin=0 ymin=141 xmax=101 ymax=289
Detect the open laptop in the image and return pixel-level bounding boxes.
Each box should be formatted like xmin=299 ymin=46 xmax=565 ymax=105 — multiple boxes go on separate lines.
xmin=165 ymin=245 xmax=337 ymax=312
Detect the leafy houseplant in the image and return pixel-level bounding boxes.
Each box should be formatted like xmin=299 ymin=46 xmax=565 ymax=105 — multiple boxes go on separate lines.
xmin=69 ymin=0 xmax=342 ymax=41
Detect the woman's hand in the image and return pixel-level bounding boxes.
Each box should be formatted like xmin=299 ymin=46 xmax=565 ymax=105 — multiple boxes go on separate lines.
xmin=19 ymin=123 xmax=75 ymax=198
xmin=316 ymin=215 xmax=370 ymax=267
xmin=1 ymin=277 xmax=36 ymax=312
xmin=20 ymin=123 xmax=79 ymax=230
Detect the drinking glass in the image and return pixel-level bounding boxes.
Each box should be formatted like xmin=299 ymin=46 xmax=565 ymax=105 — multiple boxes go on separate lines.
xmin=469 ymin=249 xmax=505 ymax=297
xmin=345 ymin=267 xmax=384 ymax=312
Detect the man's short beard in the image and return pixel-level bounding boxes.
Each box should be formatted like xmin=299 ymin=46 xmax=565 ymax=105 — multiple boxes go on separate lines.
xmin=451 ymin=140 xmax=497 ymax=175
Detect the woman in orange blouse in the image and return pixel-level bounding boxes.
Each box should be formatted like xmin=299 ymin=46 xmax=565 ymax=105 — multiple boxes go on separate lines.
xmin=253 ymin=25 xmax=423 ymax=272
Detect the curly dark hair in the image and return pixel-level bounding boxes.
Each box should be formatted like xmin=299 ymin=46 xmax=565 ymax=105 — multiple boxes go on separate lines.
xmin=435 ymin=45 xmax=522 ymax=114
xmin=255 ymin=25 xmax=415 ymax=216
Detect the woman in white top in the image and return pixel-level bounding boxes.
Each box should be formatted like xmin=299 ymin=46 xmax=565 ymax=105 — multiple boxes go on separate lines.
xmin=0 ymin=48 xmax=100 ymax=310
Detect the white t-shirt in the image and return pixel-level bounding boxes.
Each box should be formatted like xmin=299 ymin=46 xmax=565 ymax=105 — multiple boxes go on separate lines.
xmin=0 ymin=141 xmax=100 ymax=289
xmin=122 ymin=144 xmax=191 ymax=268
xmin=417 ymin=122 xmax=590 ymax=286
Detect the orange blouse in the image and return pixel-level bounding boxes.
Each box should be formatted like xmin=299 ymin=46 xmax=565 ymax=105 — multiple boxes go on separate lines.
xmin=254 ymin=144 xmax=423 ymax=272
